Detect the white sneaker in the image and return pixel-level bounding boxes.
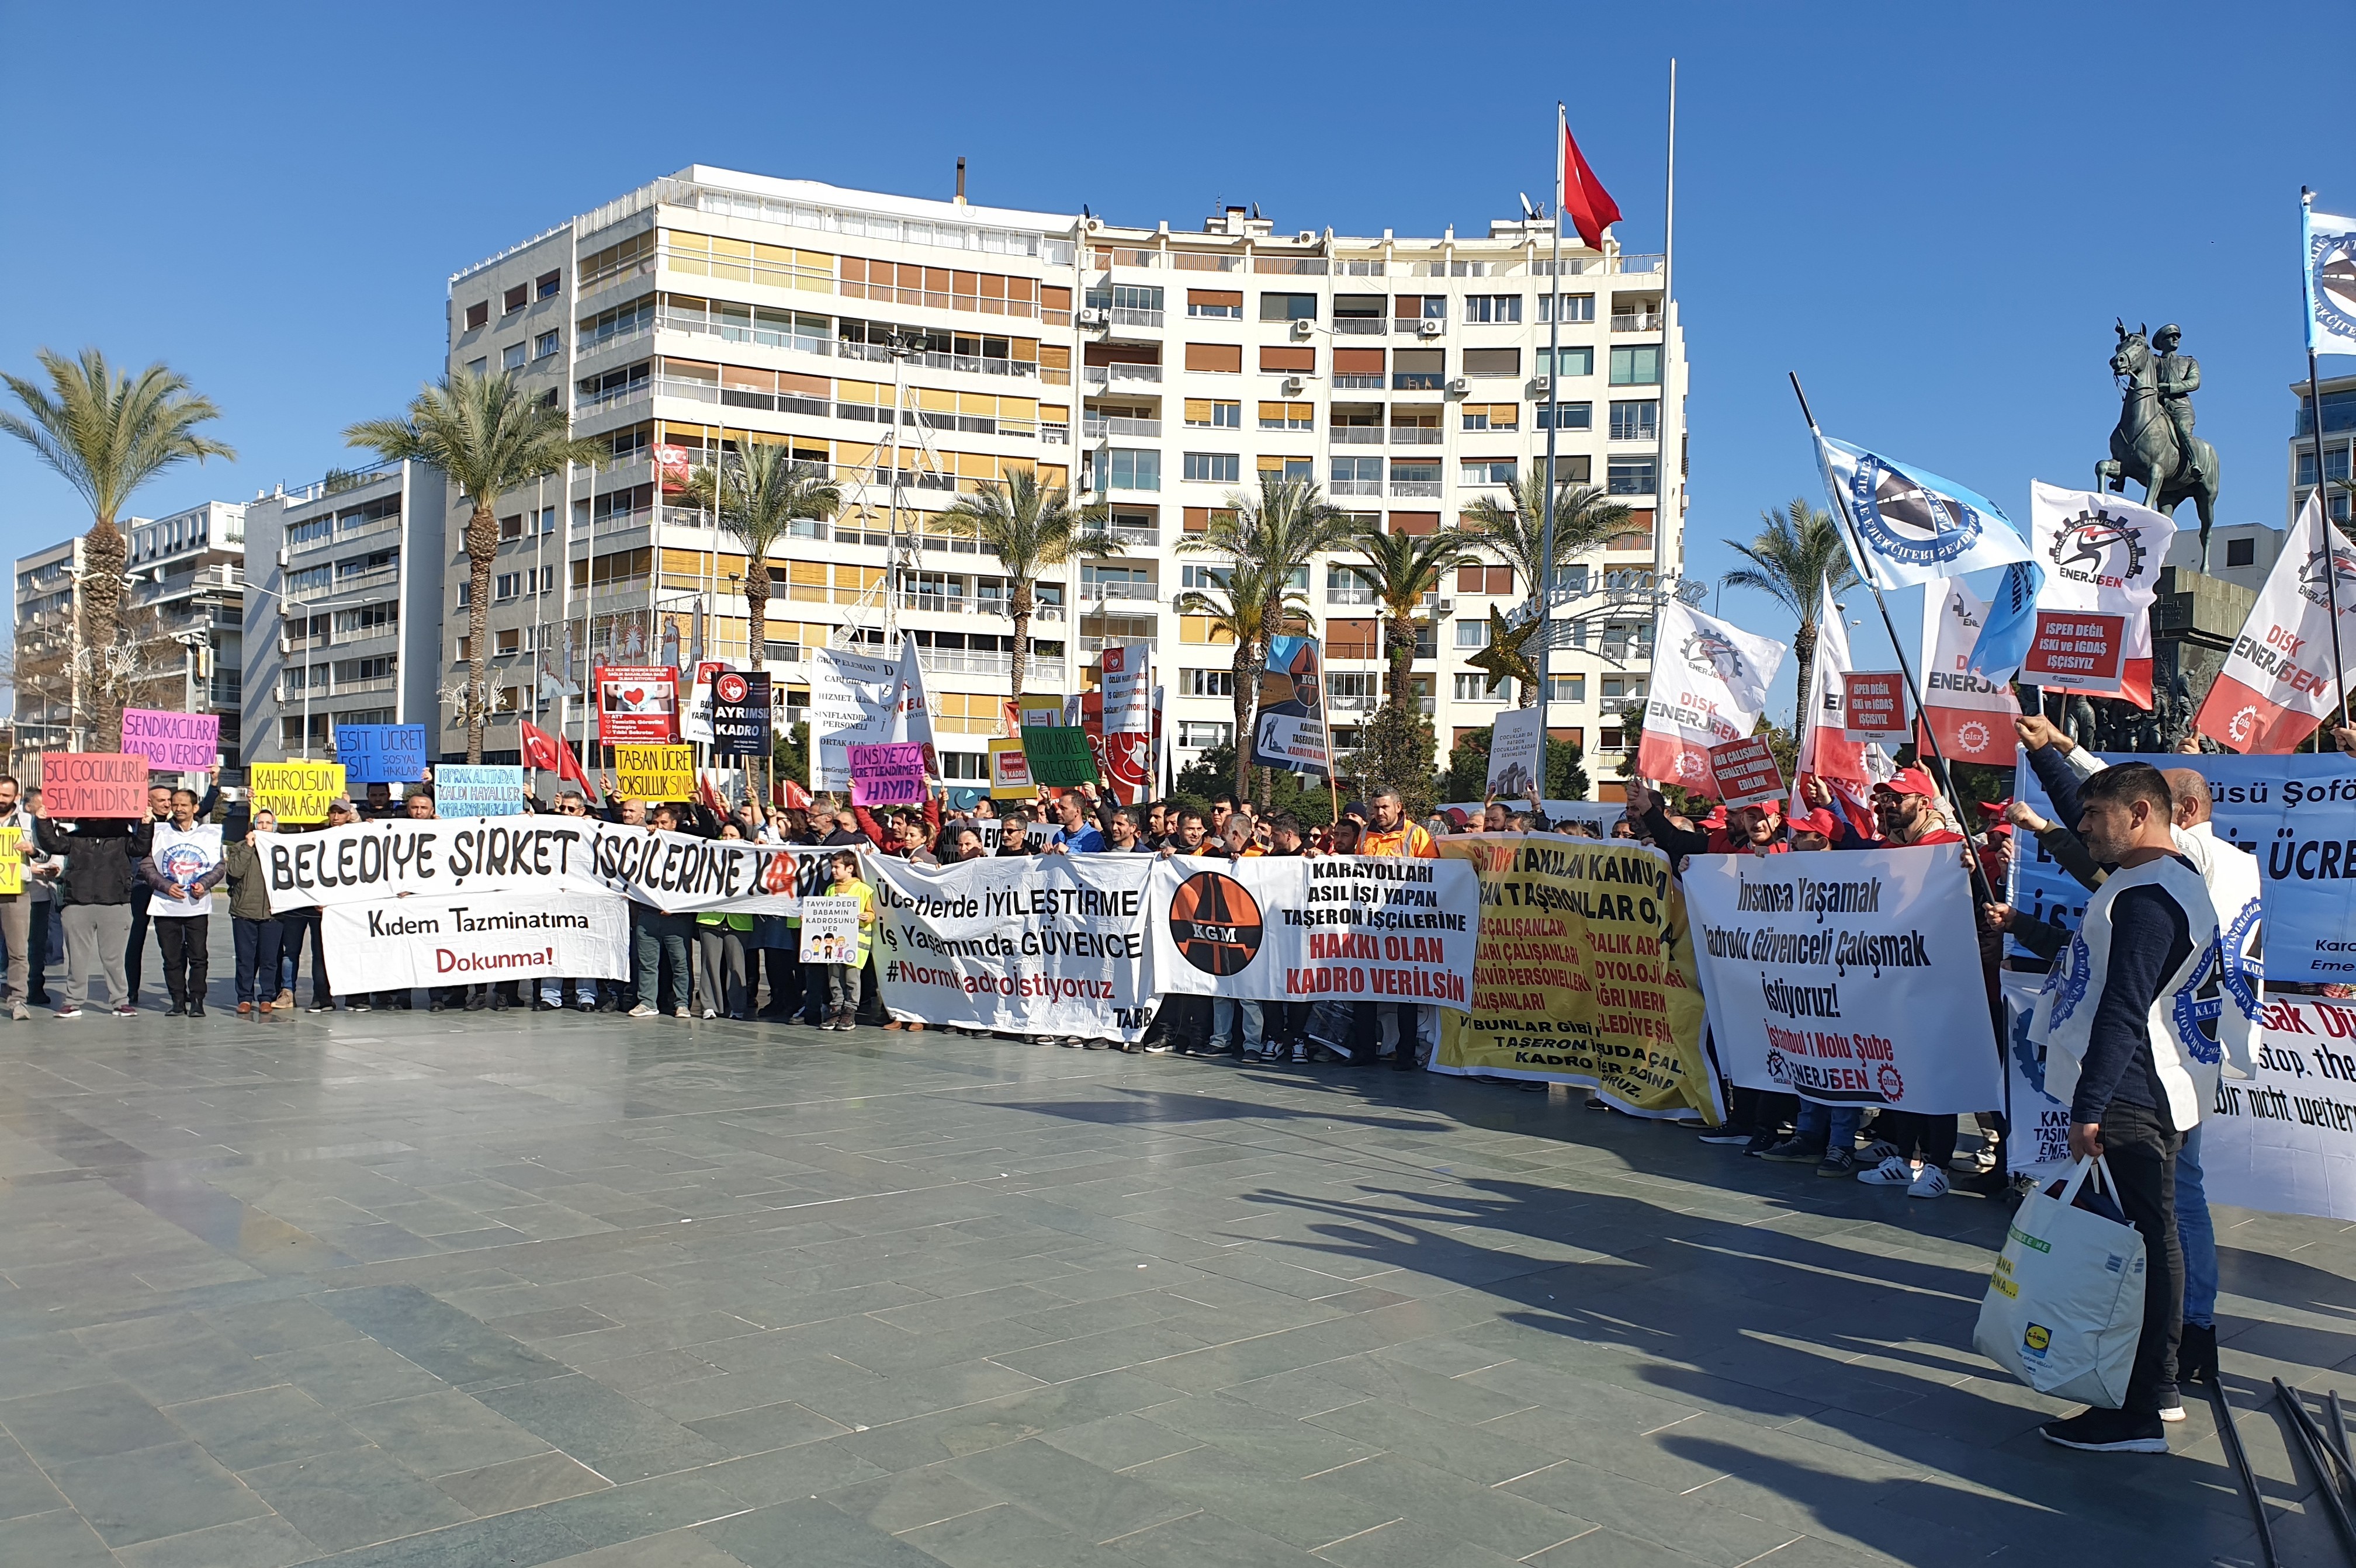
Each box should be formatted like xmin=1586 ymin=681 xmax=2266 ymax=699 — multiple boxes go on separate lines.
xmin=701 ymin=1007 xmax=718 ymax=1019
xmin=1907 ymin=1163 xmax=1949 ymax=1199
xmin=1857 ymin=1156 xmax=1918 ymax=1187
xmin=628 ymin=1002 xmax=657 ymax=1018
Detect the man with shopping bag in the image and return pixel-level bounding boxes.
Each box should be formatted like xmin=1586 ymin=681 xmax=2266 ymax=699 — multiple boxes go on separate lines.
xmin=2021 ymin=762 xmax=2222 ymax=1453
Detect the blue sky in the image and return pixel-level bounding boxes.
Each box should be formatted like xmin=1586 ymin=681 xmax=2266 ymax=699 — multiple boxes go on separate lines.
xmin=2 ymin=1 xmax=2344 ymax=712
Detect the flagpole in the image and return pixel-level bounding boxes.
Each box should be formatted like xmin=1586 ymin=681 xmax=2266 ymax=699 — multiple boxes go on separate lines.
xmin=1536 ymin=101 xmax=1565 ymax=726
xmin=1788 ymin=373 xmax=1996 ymax=906
xmin=1652 ymin=57 xmax=1675 ymax=616
xmin=2302 ymin=189 xmax=2351 ymax=732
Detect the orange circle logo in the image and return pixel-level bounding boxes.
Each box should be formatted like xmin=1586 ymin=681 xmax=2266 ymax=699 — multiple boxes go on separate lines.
xmin=1168 ymin=871 xmax=1263 ymax=976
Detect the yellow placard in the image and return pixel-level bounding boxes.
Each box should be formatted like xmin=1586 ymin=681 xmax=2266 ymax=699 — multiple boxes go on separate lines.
xmin=0 ymin=827 xmax=21 ymax=896
xmin=251 ymin=761 xmax=347 ymax=824
xmin=987 ymin=739 xmax=1037 ymax=799
xmin=1016 ymin=697 xmax=1064 ymax=731
xmin=614 ymin=744 xmax=695 ymax=801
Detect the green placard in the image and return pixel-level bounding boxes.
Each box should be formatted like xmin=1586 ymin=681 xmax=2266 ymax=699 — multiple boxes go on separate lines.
xmin=1020 ymin=725 xmax=1099 ymax=788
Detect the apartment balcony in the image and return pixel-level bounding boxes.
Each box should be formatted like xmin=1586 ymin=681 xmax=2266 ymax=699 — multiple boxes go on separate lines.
xmin=1390 ymin=481 xmax=1444 ymax=498
xmin=576 ymin=380 xmax=654 ymax=417
xmin=1611 ymin=313 xmax=1665 ymax=332
xmin=1333 ymin=374 xmax=1385 ymax=390
xmin=1325 ymin=589 xmax=1376 ymax=606
xmin=1107 ymin=307 xmax=1164 ymax=329
xmin=1331 ymin=318 xmax=1387 ymax=335
xmin=916 ymin=648 xmax=1065 ymax=686
xmin=1389 ymin=428 xmax=1443 ymax=446
xmin=330 ymin=564 xmax=400 ymax=596
xmin=1080 ymin=580 xmax=1157 ymax=604
xmin=1106 ymin=524 xmax=1159 ymax=548
xmin=1084 ymin=416 xmax=1161 ymax=439
xmin=1395 ymin=320 xmax=1446 ymax=338
xmin=836 ymin=340 xmax=1041 ymax=380
xmin=1331 ymin=480 xmax=1383 ymax=498
xmin=1082 ymin=365 xmax=1164 ymax=387
xmin=1331 ymin=426 xmax=1383 ymax=444
xmin=1041 ymin=424 xmax=1070 ymax=445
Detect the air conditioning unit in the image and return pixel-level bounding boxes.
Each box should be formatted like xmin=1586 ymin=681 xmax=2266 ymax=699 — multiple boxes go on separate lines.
xmin=1532 ymin=375 xmax=1552 ymax=396
xmin=1445 ymin=377 xmax=1468 ymax=397
xmin=1435 ymin=598 xmax=1454 ymax=615
xmin=1280 ymin=376 xmax=1305 ymax=396
xmin=1076 ymin=307 xmax=1107 ymax=327
xmin=1290 ymin=317 xmax=1315 ymax=339
xmin=1297 ymin=230 xmax=1316 ymax=243
xmin=1417 ymin=318 xmax=1443 ymax=338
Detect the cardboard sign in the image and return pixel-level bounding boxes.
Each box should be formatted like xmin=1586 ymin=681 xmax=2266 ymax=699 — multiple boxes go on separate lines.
xmin=849 ymin=743 xmax=927 ymax=807
xmin=436 ymin=765 xmax=527 ymax=817
xmin=613 ymin=744 xmax=694 ymax=800
xmin=250 ymin=761 xmax=347 ymax=824
xmin=1017 ymin=696 xmax=1065 ymax=731
xmin=2022 ymin=610 xmax=2126 ymax=694
xmin=989 ymin=738 xmax=1037 ymax=799
xmin=1706 ymin=736 xmax=1786 ymax=809
xmin=1021 ymin=725 xmax=1099 ymax=788
xmin=1841 ymin=672 xmax=1908 ymax=742
xmin=710 ymin=669 xmax=772 ymax=759
xmin=596 ymin=665 xmax=679 ymax=744
xmin=335 ymin=723 xmax=429 ymax=783
xmin=41 ymin=754 xmax=148 ymax=818
xmin=798 ymin=894 xmax=863 ymax=963
xmin=119 ymin=709 xmax=219 ymax=770
xmin=1485 ymin=707 xmax=1546 ymax=798
xmin=682 ymin=659 xmax=734 ymax=743
xmin=0 ymin=827 xmax=22 ymax=896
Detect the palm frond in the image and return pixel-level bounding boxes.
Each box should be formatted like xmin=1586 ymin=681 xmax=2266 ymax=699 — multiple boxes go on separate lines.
xmin=0 ymin=347 xmax=235 ymax=525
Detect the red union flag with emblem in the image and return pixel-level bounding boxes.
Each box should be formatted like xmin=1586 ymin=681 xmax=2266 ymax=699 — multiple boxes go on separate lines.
xmin=1916 ymin=577 xmax=2020 ymax=765
xmin=2196 ymin=492 xmax=2356 ymax=753
xmin=1637 ymin=600 xmax=1786 ymax=797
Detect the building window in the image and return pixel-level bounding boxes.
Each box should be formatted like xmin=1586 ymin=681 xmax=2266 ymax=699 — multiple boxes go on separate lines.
xmin=1453 ymin=673 xmax=1509 ymax=702
xmin=1536 ymin=293 xmax=1595 ymax=324
xmin=1179 ymin=720 xmax=1234 ymax=748
xmin=1326 ymin=565 xmax=1374 ymax=605
xmin=502 ymin=341 xmax=528 ymax=372
xmin=1609 ymin=400 xmax=1659 ymax=441
xmin=1461 ymin=348 xmax=1521 ymax=379
xmin=938 ymin=751 xmax=987 ymax=781
xmin=1184 ymin=341 xmax=1242 ymax=373
xmin=1103 ymin=449 xmax=1160 ymax=491
xmin=1456 ymin=619 xmax=1491 ymax=649
xmin=1259 ymin=293 xmax=1316 ymax=322
xmin=1536 ymin=403 xmax=1593 ymax=432
xmin=1609 ymin=345 xmax=1662 ymax=385
xmin=1258 ymin=401 xmax=1313 ymax=430
xmin=1549 ymin=673 xmax=1586 ymax=703
xmin=1184 ymin=399 xmax=1241 ymax=428
xmin=1461 ymin=459 xmax=1516 ymax=487
xmin=1331 ymin=455 xmax=1383 ymax=494
xmin=467 ymin=357 xmax=487 ymax=376
xmin=1183 ymin=452 xmax=1240 ymax=484
xmin=1464 ymin=295 xmax=1522 ymax=323
xmin=1600 ymin=676 xmax=1647 ymax=700
xmin=494 ymin=572 xmax=522 ymax=601
xmin=1607 ymin=458 xmax=1657 ymax=495
xmin=465 ymin=301 xmax=489 ymax=330
xmin=1457 ymin=564 xmax=1514 ymax=595
xmin=536 ymin=269 xmax=562 ymax=299
xmin=2225 ymin=537 xmax=2256 ymax=567
xmin=1181 ymin=668 xmax=1235 ymax=697
xmin=534 ymin=330 xmax=560 ymax=359
xmin=1392 ymin=349 xmax=1445 ymax=391
xmin=1181 ymin=564 xmax=1232 ymax=593
xmin=1186 ymin=289 xmax=1242 ymax=318
xmin=503 ymin=283 xmax=529 ymax=313
xmin=1541 ymin=346 xmax=1594 ymax=379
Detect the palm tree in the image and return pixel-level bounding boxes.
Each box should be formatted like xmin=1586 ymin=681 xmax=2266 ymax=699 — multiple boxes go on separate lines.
xmin=1346 ymin=528 xmax=1478 ymax=724
xmin=1176 ymin=476 xmax=1359 ymax=799
xmin=934 ymin=470 xmax=1117 ymax=701
xmin=681 ymin=441 xmax=841 ymax=667
xmin=0 ymin=349 xmax=235 ymax=747
xmin=1719 ymin=497 xmax=1860 ymax=710
xmin=347 ymin=369 xmax=607 ymax=761
xmin=1463 ymin=474 xmax=1633 ymax=599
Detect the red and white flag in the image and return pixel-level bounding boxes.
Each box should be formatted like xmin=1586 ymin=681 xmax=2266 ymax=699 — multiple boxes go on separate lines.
xmin=1637 ymin=600 xmax=1786 ymax=797
xmin=1917 ymin=577 xmax=2021 ymax=765
xmin=2028 ymin=482 xmax=2174 ymax=707
xmin=1792 ymin=575 xmax=1878 ymax=824
xmin=2195 ymin=492 xmax=2356 ymax=752
xmin=519 ymin=720 xmax=594 ymax=793
xmin=1558 ymin=110 xmax=1623 ymax=252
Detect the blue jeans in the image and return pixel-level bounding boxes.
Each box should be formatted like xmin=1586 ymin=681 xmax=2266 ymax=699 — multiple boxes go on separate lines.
xmin=2177 ymin=1122 xmax=2216 ymax=1330
xmin=1211 ymin=998 xmax=1264 ymax=1054
xmin=1793 ymin=1099 xmax=1862 ymax=1154
xmin=636 ymin=911 xmax=694 ymax=1010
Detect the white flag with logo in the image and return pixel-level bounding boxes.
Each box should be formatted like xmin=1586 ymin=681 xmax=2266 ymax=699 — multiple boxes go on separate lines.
xmin=2195 ymin=492 xmax=2356 ymax=754
xmin=1917 ymin=577 xmax=2020 ymax=766
xmin=2307 ymin=205 xmax=2356 ymax=357
xmin=1637 ymin=600 xmax=1786 ymax=796
xmin=2028 ymin=483 xmax=2174 ymax=704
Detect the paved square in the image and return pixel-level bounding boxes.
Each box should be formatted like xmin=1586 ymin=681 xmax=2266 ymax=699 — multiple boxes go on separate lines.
xmin=0 ymin=979 xmax=2350 ymax=1566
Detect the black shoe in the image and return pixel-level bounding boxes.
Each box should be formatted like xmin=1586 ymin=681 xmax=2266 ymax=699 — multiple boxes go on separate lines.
xmin=465 ymin=995 xmax=487 ymax=1011
xmin=430 ymin=1000 xmax=448 ymax=1012
xmin=535 ymin=998 xmax=562 ymax=1011
xmin=489 ymin=994 xmax=510 ymax=1011
xmin=576 ymin=1001 xmax=597 ymax=1013
xmin=188 ymin=1003 xmax=205 ymax=1018
xmin=165 ymin=1004 xmax=186 ymax=1018
xmin=2040 ymin=1407 xmax=2167 ymax=1452
xmin=1697 ymin=1124 xmax=1757 ymax=1147
xmin=2178 ymin=1321 xmax=2218 ymax=1386
xmin=307 ymin=1001 xmax=330 ymax=1013
xmin=1743 ymin=1129 xmax=1782 ymax=1157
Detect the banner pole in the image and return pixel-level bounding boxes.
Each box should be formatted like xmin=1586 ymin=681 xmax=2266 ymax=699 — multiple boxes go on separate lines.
xmin=2306 ymin=348 xmax=2351 ymax=732
xmin=1788 ymin=373 xmax=1995 ymax=907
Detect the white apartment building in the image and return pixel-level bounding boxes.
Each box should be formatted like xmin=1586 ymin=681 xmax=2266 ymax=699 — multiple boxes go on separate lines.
xmin=439 ymin=166 xmax=1687 ymax=792
xmin=11 ymin=537 xmax=81 ymax=765
xmin=240 ymin=461 xmax=448 ymax=765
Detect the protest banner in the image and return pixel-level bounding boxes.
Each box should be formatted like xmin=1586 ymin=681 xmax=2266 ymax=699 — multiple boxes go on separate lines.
xmin=681 ymin=660 xmax=734 ymax=743
xmin=711 ymin=670 xmax=771 ymax=758
xmin=809 ymin=644 xmax=928 ymax=789
xmin=1100 ymin=645 xmax=1153 ymax=802
xmin=335 ymin=723 xmax=429 ymax=783
xmin=589 ymin=829 xmax=833 ymax=915
xmin=1486 ymin=707 xmax=1544 ymax=799
xmin=798 ymin=896 xmax=862 ymax=963
xmin=1706 ymin=736 xmax=1785 ymax=810
xmin=119 ymin=708 xmax=219 ymax=771
xmin=1842 ymin=674 xmax=1908 ymax=743
xmin=2030 ymin=483 xmax=2173 ymax=706
xmin=436 ymin=765 xmax=528 ymax=817
xmin=0 ymin=827 xmax=21 ymax=896
xmin=40 ymin=754 xmax=148 ymax=818
xmin=1687 ymin=844 xmax=2001 ymax=1114
xmin=2021 ymin=612 xmax=2126 ymax=695
xmin=2001 ymin=973 xmax=2073 ymax=1182
xmin=849 ymin=743 xmax=927 ymax=808
xmin=322 ymin=889 xmax=632 ymax=993
xmin=1917 ymin=578 xmax=2021 ymax=765
xmin=1638 ymin=600 xmax=1786 ymax=796
xmin=1149 ymin=854 xmax=1478 ymax=1009
xmin=261 ymin=817 xmax=609 ymax=913
xmin=989 ymin=738 xmax=1037 ymax=799
xmin=1432 ymin=837 xmax=1714 ymax=1118
xmin=146 ymin=824 xmax=224 ymax=918
xmin=595 ymin=665 xmax=679 ymax=744
xmin=250 ymin=761 xmax=346 ymax=824
xmin=613 ymin=744 xmax=694 ymax=800
xmin=1250 ymin=634 xmax=1329 ymax=777
xmin=1021 ymin=725 xmax=1099 ymax=788
xmin=869 ymin=854 xmax=1156 ymax=1042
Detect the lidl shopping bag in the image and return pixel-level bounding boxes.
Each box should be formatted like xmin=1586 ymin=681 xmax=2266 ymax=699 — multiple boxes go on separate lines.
xmin=1973 ymin=1156 xmax=2146 ymax=1409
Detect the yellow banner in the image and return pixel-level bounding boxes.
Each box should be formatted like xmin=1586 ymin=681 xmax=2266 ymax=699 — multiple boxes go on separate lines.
xmin=614 ymin=744 xmax=695 ymax=801
xmin=0 ymin=827 xmax=21 ymax=896
xmin=988 ymin=738 xmax=1037 ymax=799
xmin=251 ymin=761 xmax=347 ymax=824
xmin=1436 ymin=835 xmax=1715 ymax=1121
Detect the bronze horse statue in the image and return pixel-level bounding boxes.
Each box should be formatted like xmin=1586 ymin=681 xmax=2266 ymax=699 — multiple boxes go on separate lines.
xmin=2097 ymin=322 xmax=2219 ymax=566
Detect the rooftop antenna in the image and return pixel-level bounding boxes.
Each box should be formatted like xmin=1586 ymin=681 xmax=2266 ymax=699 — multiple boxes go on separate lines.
xmin=954 ymin=157 xmax=966 ymax=205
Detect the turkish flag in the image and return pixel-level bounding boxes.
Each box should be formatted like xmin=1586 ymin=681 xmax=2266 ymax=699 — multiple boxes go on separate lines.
xmin=519 ymin=720 xmax=592 ymax=791
xmin=1562 ymin=123 xmax=1623 ymax=251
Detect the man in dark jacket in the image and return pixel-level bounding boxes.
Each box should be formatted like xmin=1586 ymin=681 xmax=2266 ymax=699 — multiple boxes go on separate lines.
xmin=126 ymin=772 xmax=219 ymax=1007
xmin=33 ymin=801 xmax=151 ymax=1018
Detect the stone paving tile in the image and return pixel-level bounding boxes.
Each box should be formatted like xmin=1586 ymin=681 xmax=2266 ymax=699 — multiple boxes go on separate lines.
xmin=0 ymin=995 xmax=2345 ymax=1566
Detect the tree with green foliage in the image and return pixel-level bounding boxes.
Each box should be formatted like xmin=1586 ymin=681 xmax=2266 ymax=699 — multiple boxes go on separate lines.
xmin=934 ymin=470 xmax=1117 ymax=700
xmin=1719 ymin=498 xmax=1859 ymax=720
xmin=1438 ymin=726 xmax=1590 ymax=805
xmin=681 ymin=442 xmax=840 ymax=667
xmin=1461 ymin=476 xmax=1634 ymax=703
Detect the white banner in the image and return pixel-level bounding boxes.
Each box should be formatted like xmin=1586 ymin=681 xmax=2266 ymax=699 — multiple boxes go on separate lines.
xmin=2003 ymin=972 xmax=2073 ymax=1182
xmin=323 ymin=889 xmax=632 ymax=992
xmin=1637 ymin=600 xmax=1786 ymax=795
xmin=868 ymin=854 xmax=1156 ymax=1042
xmin=588 ymin=829 xmax=836 ymax=915
xmin=1686 ymin=845 xmax=2002 ymax=1115
xmin=809 ymin=642 xmax=932 ymax=790
xmin=1148 ymin=854 xmax=1478 ymax=1008
xmin=147 ymin=823 xmax=223 ymax=919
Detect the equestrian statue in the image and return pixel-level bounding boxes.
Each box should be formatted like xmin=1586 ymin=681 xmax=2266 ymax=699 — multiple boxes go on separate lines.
xmin=2097 ymin=321 xmax=2222 ymax=567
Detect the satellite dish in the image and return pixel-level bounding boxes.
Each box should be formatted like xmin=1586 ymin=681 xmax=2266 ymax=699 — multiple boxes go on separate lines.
xmin=1518 ymin=192 xmax=1537 ymax=220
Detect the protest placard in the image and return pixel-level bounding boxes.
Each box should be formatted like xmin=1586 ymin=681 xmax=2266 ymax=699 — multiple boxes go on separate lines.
xmin=436 ymin=765 xmax=527 ymax=817
xmin=988 ymin=739 xmax=1036 ymax=799
xmin=612 ymin=744 xmax=694 ymax=800
xmin=40 ymin=754 xmax=148 ymax=817
xmin=1021 ymin=726 xmax=1099 ymax=788
xmin=250 ymin=761 xmax=347 ymax=824
xmin=1485 ymin=707 xmax=1544 ymax=799
xmin=2021 ymin=610 xmax=2126 ymax=694
xmin=1016 ymin=696 xmax=1065 ymax=731
xmin=119 ymin=709 xmax=219 ymax=770
xmin=0 ymin=827 xmax=23 ymax=896
xmin=849 ymin=743 xmax=927 ymax=807
xmin=1841 ymin=672 xmax=1908 ymax=742
xmin=809 ymin=643 xmax=930 ymax=789
xmin=798 ymin=895 xmax=862 ymax=963
xmin=710 ymin=670 xmax=771 ymax=758
xmin=335 ymin=723 xmax=429 ymax=783
xmin=595 ymin=665 xmax=678 ymax=744
xmin=1706 ymin=736 xmax=1786 ymax=810
xmin=681 ymin=660 xmax=734 ymax=743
